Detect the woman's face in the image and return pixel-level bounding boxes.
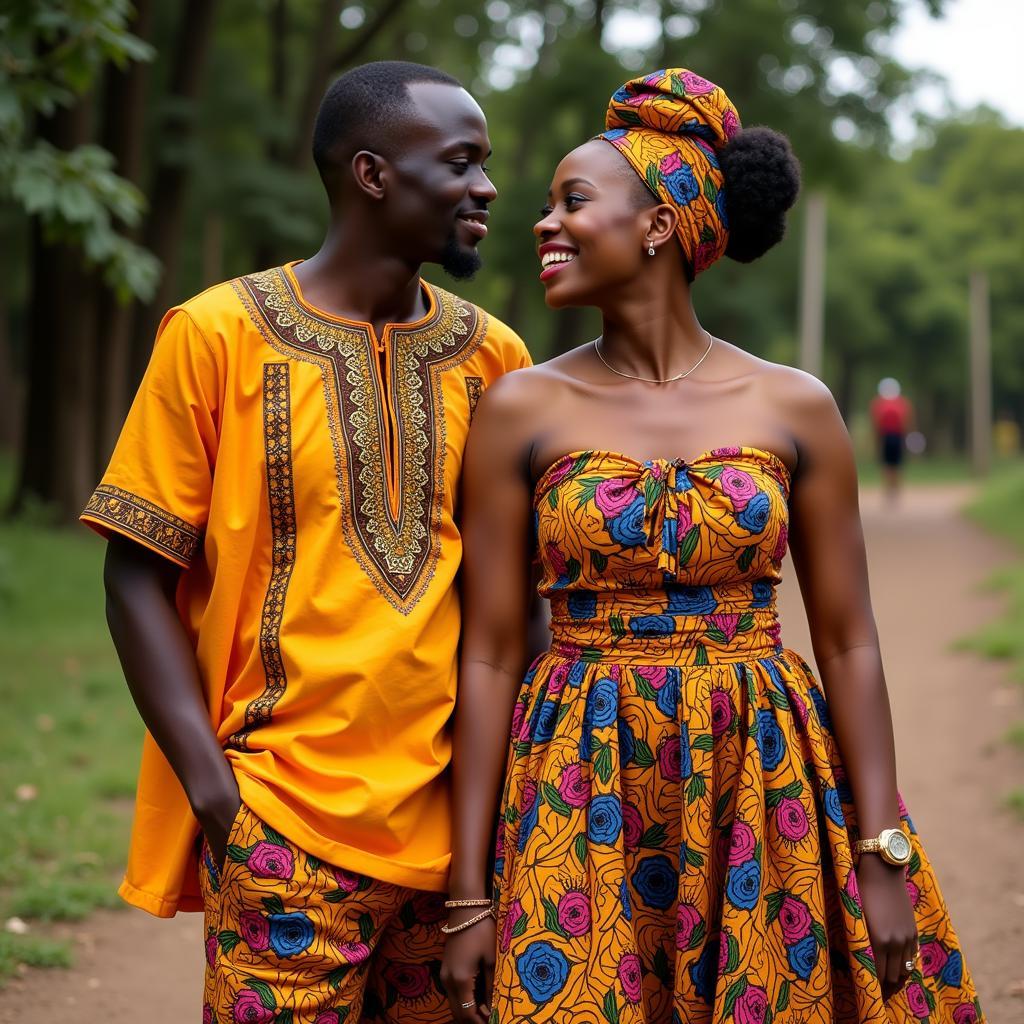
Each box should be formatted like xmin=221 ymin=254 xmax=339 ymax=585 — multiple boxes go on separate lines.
xmin=534 ymin=140 xmax=657 ymax=309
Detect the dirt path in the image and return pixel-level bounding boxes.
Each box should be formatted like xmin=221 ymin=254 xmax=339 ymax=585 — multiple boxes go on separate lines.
xmin=3 ymin=485 xmax=1022 ymax=1021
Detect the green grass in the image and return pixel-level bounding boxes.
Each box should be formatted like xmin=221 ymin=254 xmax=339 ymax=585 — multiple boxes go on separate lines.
xmin=962 ymin=460 xmax=1024 ymax=819
xmin=0 ymin=515 xmax=141 ymax=981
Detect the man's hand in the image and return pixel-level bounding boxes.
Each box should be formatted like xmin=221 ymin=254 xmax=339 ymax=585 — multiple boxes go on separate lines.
xmin=441 ymin=914 xmax=496 ymax=1023
xmin=192 ymin=778 xmax=242 ymax=872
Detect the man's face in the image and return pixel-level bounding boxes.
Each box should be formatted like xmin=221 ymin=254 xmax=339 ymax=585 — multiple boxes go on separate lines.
xmin=383 ymin=83 xmax=496 ymax=279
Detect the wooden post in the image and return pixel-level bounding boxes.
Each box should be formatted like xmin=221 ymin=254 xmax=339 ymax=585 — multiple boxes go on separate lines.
xmin=798 ymin=191 xmax=826 ymax=379
xmin=968 ymin=270 xmax=992 ymax=476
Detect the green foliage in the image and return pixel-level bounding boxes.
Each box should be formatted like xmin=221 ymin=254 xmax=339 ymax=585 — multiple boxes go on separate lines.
xmin=0 ymin=0 xmax=159 ymax=300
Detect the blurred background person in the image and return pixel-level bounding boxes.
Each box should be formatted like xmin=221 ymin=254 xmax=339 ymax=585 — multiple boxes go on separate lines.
xmin=870 ymin=377 xmax=914 ymax=502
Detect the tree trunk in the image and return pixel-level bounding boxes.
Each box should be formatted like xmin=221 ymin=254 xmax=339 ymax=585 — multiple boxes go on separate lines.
xmin=12 ymin=102 xmax=99 ymax=520
xmin=94 ymin=0 xmax=154 ymax=468
xmin=128 ymin=0 xmax=219 ymax=392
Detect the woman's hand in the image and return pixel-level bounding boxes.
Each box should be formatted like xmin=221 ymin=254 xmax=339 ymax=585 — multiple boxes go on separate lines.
xmin=857 ymin=854 xmax=918 ymax=1000
xmin=441 ymin=912 xmax=497 ymax=1024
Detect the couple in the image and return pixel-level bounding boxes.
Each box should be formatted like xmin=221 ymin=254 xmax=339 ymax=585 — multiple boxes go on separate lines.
xmin=82 ymin=61 xmax=980 ymax=1024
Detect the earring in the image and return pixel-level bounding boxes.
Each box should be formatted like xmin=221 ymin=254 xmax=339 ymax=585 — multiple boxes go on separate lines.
xmin=647 ymin=243 xmax=656 ymax=256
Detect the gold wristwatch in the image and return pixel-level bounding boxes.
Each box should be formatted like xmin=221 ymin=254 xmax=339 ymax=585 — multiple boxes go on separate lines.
xmin=853 ymin=827 xmax=912 ymax=866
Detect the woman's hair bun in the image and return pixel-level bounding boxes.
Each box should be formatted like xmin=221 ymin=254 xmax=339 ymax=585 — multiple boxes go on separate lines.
xmin=719 ymin=126 xmax=801 ymax=263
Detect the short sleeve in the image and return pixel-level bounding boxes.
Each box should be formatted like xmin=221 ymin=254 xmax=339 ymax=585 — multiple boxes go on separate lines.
xmin=80 ymin=309 xmax=221 ymax=568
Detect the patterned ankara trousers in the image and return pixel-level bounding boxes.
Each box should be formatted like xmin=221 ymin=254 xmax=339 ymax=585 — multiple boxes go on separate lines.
xmin=199 ymin=804 xmax=452 ymax=1024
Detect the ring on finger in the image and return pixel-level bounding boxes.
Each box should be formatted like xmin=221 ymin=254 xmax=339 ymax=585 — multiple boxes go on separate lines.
xmin=904 ymin=960 xmax=914 ymax=972
xmin=461 ymin=1001 xmax=475 ymax=1010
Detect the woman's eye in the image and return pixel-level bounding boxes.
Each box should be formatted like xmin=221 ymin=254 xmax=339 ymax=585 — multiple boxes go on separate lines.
xmin=539 ymin=205 xmax=553 ymax=218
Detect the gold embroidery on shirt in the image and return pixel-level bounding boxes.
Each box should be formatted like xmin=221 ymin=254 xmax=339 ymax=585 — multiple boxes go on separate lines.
xmin=83 ymin=485 xmax=201 ymax=565
xmin=465 ymin=376 xmax=484 ymax=420
xmin=229 ymin=362 xmax=296 ymax=750
xmin=233 ymin=267 xmax=487 ymax=614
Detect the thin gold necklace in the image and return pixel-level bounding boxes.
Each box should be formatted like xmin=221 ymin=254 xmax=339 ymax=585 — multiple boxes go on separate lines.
xmin=593 ymin=333 xmax=714 ymax=384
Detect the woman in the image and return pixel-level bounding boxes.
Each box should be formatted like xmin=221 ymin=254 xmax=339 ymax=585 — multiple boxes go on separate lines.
xmin=441 ymin=70 xmax=980 ymax=1024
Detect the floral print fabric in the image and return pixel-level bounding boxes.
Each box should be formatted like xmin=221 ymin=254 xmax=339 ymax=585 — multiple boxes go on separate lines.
xmin=491 ymin=449 xmax=981 ymax=1023
xmin=601 ymin=69 xmax=741 ymax=276
xmin=199 ymin=804 xmax=450 ymax=1024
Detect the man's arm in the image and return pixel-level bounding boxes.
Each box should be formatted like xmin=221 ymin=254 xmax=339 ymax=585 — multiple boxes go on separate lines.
xmin=104 ymin=536 xmax=239 ymax=864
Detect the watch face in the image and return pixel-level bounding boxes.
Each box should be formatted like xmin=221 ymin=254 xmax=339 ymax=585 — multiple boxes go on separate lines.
xmin=887 ymin=831 xmax=912 ymax=862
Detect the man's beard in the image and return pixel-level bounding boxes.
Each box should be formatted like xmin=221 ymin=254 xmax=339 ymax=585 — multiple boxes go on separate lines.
xmin=440 ymin=230 xmax=483 ymax=281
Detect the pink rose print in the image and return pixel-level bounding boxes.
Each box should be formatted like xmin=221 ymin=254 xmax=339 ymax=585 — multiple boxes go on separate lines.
xmin=657 ymin=736 xmax=682 ymax=781
xmin=675 ymin=902 xmax=703 ymax=950
xmin=718 ymin=928 xmax=731 ymax=972
xmin=520 ymin=778 xmax=539 ymax=814
xmin=845 ymin=870 xmax=861 ymax=908
xmin=710 ymin=688 xmax=735 ymax=737
xmin=711 ymin=446 xmax=741 ymax=458
xmin=660 ymin=151 xmax=684 ymax=175
xmin=734 ymin=983 xmax=769 ymax=1024
xmin=767 ymin=622 xmax=782 ymax=649
xmin=410 ymin=891 xmax=447 ymax=924
xmin=557 ymin=891 xmax=591 ymax=937
xmin=676 ymin=502 xmax=693 ymax=538
xmin=332 ymin=867 xmax=361 ymax=892
xmin=546 ymin=541 xmax=568 ymax=578
xmin=787 ymin=688 xmax=809 ymax=726
xmin=511 ymin=700 xmax=527 ymax=739
xmin=337 ymin=941 xmax=371 ymax=964
xmin=952 ymin=1003 xmax=978 ymax=1024
xmin=918 ymin=939 xmax=948 ymax=977
xmin=594 ymin=478 xmax=639 ymax=517
xmin=778 ymin=895 xmax=812 ymax=943
xmin=681 ymin=71 xmax=716 ymax=95
xmin=203 ymin=1005 xmax=214 ymax=1024
xmin=693 ymin=240 xmax=718 ymax=276
xmin=622 ymin=801 xmax=644 ymax=849
xmin=898 ymin=793 xmax=909 ymax=818
xmin=315 ymin=1015 xmax=340 ymax=1024
xmin=547 ymin=661 xmax=570 ymax=695
xmin=239 ymin=911 xmax=270 ymax=952
xmin=247 ymin=841 xmax=294 ymax=880
xmin=721 ymin=467 xmax=757 ymax=510
xmin=617 ymin=952 xmax=643 ymax=1004
xmin=905 ymin=981 xmax=929 ymax=1019
xmin=905 ymin=878 xmax=921 ymax=907
xmin=776 ymin=796 xmax=809 ymax=842
xmin=383 ymin=961 xmax=431 ymax=999
xmin=636 ymin=665 xmax=668 ymax=689
xmin=205 ymin=934 xmax=218 ymax=967
xmin=558 ymin=763 xmax=590 ymax=808
xmin=232 ymin=989 xmax=275 ymax=1024
xmin=501 ymin=899 xmax=523 ymax=952
xmin=771 ymin=523 xmax=789 ymax=562
xmin=707 ymin=613 xmax=740 ymax=641
xmin=547 ymin=459 xmax=573 ymax=487
xmin=728 ymin=820 xmax=756 ymax=865
xmin=723 ymin=108 xmax=740 ymax=139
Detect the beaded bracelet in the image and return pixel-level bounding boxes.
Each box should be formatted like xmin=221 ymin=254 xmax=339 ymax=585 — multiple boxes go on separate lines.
xmin=440 ymin=907 xmax=495 ymax=935
xmin=444 ymin=898 xmax=492 ymax=909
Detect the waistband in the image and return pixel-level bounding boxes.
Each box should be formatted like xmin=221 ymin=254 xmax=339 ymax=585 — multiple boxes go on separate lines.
xmin=548 ymin=584 xmax=782 ymax=666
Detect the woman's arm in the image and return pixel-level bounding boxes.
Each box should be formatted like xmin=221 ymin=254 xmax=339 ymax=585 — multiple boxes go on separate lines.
xmin=441 ymin=374 xmax=537 ymax=1023
xmin=786 ymin=375 xmax=918 ymax=999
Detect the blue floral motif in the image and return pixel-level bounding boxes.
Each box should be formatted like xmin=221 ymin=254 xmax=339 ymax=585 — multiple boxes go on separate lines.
xmin=603 ymin=127 xmax=628 ymax=141
xmin=752 ymin=580 xmax=773 ymax=607
xmin=568 ymin=662 xmax=586 ymax=688
xmin=679 ymin=719 xmax=693 ymax=779
xmin=618 ymin=716 xmax=636 ymax=767
xmin=655 ymin=671 xmax=681 ymax=720
xmin=587 ymin=795 xmax=623 ymax=846
xmin=662 ymin=163 xmax=699 ymax=206
xmin=787 ymin=934 xmax=819 ymax=980
xmin=725 ymin=859 xmax=761 ymax=910
xmin=688 ymin=941 xmax=717 ymax=1004
xmin=662 ymin=518 xmax=679 ymax=555
xmin=756 ymin=709 xmax=787 ymax=771
xmin=941 ymin=949 xmax=963 ymax=988
xmin=631 ymin=854 xmax=677 ymax=910
xmin=809 ymin=685 xmax=832 ymax=731
xmin=568 ymin=590 xmax=598 ymax=620
xmin=619 ymin=877 xmax=632 ymax=920
xmin=267 ymin=912 xmax=315 ymax=957
xmin=608 ymin=496 xmax=647 ymax=547
xmin=759 ymin=657 xmax=786 ymax=694
xmin=666 ymin=585 xmax=717 ymax=615
xmin=610 ymin=86 xmax=632 ymax=104
xmin=532 ymin=700 xmax=559 ymax=744
xmin=823 ymin=786 xmax=845 ymax=827
xmin=518 ymin=801 xmax=539 ymax=852
xmin=629 ymin=614 xmax=676 ymax=638
xmin=737 ymin=491 xmax=771 ymax=533
xmin=516 ymin=940 xmax=570 ymax=1004
xmin=587 ymin=677 xmax=618 ymax=728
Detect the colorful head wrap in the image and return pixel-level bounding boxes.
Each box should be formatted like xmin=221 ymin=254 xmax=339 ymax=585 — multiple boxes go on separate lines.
xmin=601 ymin=69 xmax=741 ymax=277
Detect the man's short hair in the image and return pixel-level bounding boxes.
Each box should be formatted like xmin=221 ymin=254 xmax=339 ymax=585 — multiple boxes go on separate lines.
xmin=312 ymin=61 xmax=463 ymax=177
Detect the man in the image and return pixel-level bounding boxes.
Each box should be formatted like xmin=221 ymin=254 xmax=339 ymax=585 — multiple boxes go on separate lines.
xmin=81 ymin=62 xmax=530 ymax=1023
xmin=869 ymin=377 xmax=913 ymax=503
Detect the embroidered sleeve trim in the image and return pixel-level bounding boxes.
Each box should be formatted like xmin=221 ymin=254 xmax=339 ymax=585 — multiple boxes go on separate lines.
xmin=82 ymin=485 xmax=201 ymax=566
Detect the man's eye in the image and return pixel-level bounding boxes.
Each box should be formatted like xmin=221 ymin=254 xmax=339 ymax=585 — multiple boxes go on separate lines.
xmin=450 ymin=161 xmax=469 ymax=172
